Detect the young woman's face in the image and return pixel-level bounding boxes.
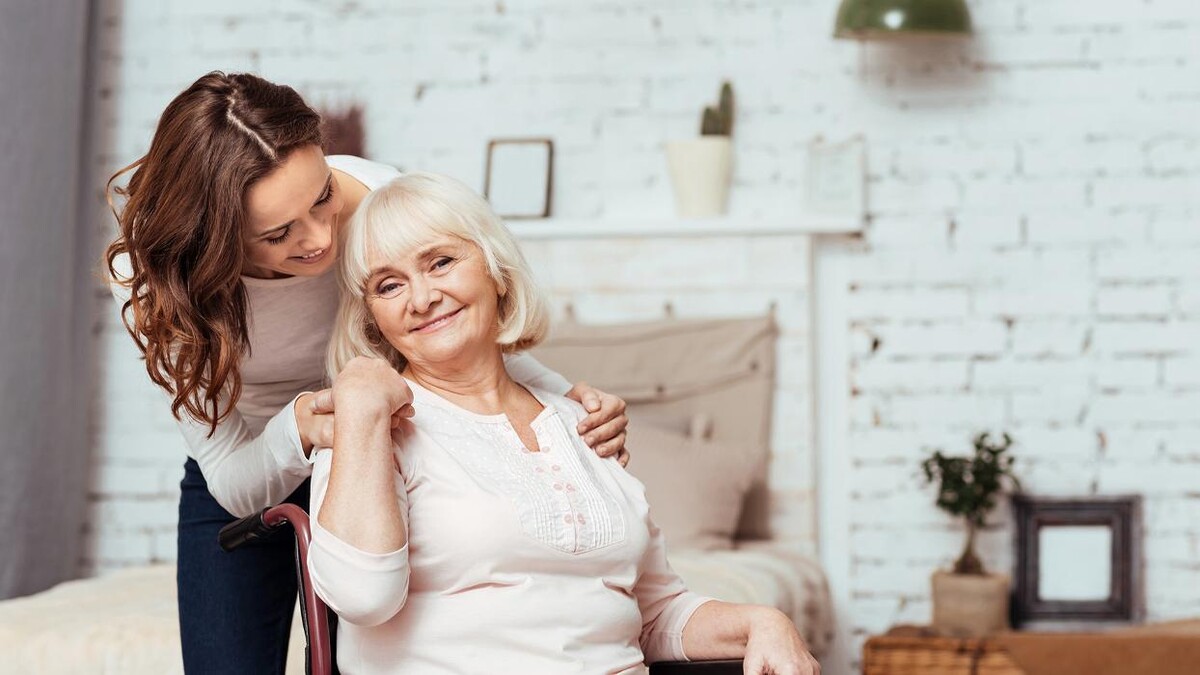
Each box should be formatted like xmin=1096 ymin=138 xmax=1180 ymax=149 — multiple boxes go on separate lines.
xmin=364 ymin=235 xmax=502 ymax=370
xmin=242 ymin=145 xmax=345 ymax=279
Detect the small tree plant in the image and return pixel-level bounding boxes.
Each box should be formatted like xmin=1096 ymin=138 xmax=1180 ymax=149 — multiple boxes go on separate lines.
xmin=921 ymin=432 xmax=1021 ymax=576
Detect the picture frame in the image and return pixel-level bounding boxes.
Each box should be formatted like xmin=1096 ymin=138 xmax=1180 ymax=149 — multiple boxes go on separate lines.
xmin=1012 ymin=495 xmax=1143 ymax=628
xmin=483 ymin=138 xmax=554 ymax=219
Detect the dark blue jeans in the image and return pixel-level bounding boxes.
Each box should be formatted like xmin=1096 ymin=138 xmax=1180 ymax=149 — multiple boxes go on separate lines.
xmin=177 ymin=458 xmax=311 ymax=674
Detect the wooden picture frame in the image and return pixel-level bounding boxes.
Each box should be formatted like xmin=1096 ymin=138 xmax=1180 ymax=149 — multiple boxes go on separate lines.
xmin=1012 ymin=495 xmax=1143 ymax=627
xmin=483 ymin=138 xmax=553 ymax=219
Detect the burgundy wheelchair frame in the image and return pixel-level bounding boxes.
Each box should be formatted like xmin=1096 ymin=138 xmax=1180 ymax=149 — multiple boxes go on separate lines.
xmin=219 ymin=505 xmax=742 ymax=675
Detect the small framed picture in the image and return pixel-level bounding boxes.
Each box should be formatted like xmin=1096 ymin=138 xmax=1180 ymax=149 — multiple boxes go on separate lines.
xmin=1012 ymin=495 xmax=1143 ymax=627
xmin=483 ymin=138 xmax=554 ymax=219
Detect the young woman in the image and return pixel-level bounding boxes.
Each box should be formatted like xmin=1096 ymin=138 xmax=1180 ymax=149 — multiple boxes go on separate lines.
xmin=104 ymin=71 xmax=630 ymax=674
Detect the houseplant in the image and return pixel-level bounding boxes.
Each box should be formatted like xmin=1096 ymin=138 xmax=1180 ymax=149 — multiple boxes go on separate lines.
xmin=665 ymin=81 xmax=734 ymax=217
xmin=921 ymin=432 xmax=1021 ymax=637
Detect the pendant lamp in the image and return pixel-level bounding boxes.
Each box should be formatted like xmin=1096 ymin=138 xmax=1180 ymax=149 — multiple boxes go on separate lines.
xmin=834 ymin=0 xmax=972 ymax=39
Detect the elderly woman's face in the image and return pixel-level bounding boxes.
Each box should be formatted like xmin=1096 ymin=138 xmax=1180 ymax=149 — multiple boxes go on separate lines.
xmin=364 ymin=235 xmax=501 ymax=368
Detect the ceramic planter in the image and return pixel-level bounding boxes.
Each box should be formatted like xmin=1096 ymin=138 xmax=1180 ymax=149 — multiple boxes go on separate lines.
xmin=664 ymin=137 xmax=733 ymax=218
xmin=931 ymin=570 xmax=1011 ymax=637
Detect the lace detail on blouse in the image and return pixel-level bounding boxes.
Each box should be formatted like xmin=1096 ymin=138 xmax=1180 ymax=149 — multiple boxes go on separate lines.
xmin=405 ymin=384 xmax=626 ymax=555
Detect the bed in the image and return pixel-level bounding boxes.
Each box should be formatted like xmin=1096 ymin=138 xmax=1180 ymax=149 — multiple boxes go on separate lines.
xmin=0 ymin=315 xmax=834 ymax=672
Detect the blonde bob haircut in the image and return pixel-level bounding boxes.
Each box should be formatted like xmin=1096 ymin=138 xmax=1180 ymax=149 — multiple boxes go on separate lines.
xmin=328 ymin=172 xmax=550 ymax=379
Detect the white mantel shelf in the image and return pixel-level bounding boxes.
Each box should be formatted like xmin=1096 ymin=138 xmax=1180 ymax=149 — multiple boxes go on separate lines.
xmin=506 ymin=215 xmax=864 ymax=240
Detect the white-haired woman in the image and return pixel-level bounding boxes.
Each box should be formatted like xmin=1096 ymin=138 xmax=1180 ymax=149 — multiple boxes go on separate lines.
xmin=307 ymin=173 xmax=820 ymax=674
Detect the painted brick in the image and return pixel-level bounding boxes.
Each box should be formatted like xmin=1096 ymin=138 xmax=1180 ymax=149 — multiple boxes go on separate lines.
xmin=1095 ymin=356 xmax=1162 ymax=389
xmin=951 ymin=212 xmax=1024 ymax=249
xmin=847 ymin=287 xmax=972 ymax=322
xmin=1097 ymin=284 xmax=1174 ymax=318
xmin=872 ymin=321 xmax=1008 ymax=358
xmin=882 ymin=393 xmax=1008 ymax=431
xmin=973 ymin=358 xmax=1091 ymax=390
xmin=853 ymin=359 xmax=970 ymax=394
xmin=1024 ymin=211 xmax=1149 ymax=247
xmin=1011 ymin=386 xmax=1091 ymax=425
xmin=1089 ymin=391 xmax=1200 ymax=425
xmin=1092 ymin=320 xmax=1200 ymax=355
xmin=1009 ymin=320 xmax=1091 ymax=357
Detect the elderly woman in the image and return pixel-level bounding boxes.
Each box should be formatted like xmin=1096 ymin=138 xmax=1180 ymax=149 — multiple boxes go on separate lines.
xmin=308 ymin=173 xmax=820 ymax=674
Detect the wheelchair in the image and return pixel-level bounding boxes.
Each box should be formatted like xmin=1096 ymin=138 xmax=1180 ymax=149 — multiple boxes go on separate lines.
xmin=220 ymin=504 xmax=743 ymax=675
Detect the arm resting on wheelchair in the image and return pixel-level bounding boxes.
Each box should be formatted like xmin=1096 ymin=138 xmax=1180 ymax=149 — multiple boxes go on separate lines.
xmin=675 ymin=600 xmax=820 ymax=674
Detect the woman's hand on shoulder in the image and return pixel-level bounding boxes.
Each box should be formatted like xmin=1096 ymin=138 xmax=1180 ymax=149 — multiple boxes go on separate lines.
xmin=743 ymin=608 xmax=820 ymax=675
xmin=295 ymin=390 xmax=336 ymax=454
xmin=566 ymin=382 xmax=629 ymax=467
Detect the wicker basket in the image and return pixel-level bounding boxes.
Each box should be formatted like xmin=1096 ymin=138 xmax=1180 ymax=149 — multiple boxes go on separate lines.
xmin=863 ymin=630 xmax=1026 ymax=675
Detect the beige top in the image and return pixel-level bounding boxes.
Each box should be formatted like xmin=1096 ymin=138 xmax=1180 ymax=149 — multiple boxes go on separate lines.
xmin=109 ymin=156 xmax=572 ymax=516
xmin=308 ymin=378 xmax=711 ymax=674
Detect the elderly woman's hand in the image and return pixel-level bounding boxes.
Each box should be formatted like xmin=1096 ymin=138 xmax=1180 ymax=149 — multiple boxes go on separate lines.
xmin=331 ymin=356 xmax=415 ymax=426
xmin=297 ymin=362 xmax=415 ymax=452
xmin=566 ymin=382 xmax=629 ymax=467
xmin=743 ymin=609 xmax=820 ymax=675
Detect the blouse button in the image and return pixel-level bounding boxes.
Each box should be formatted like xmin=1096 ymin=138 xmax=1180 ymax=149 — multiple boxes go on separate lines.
xmin=535 ymin=467 xmax=545 ymax=473
xmin=565 ymin=484 xmax=576 ymax=492
xmin=553 ymin=483 xmax=563 ymax=491
xmin=551 ymin=464 xmax=561 ymax=472
xmin=563 ymin=514 xmax=574 ymax=524
xmin=540 ymin=446 xmax=551 ymax=453
xmin=576 ymin=514 xmax=586 ymax=524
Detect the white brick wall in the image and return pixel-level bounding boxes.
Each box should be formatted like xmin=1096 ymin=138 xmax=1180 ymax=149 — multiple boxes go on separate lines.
xmin=85 ymin=1 xmax=1200 ymax=673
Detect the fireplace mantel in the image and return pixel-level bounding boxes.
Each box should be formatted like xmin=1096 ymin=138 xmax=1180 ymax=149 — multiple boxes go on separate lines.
xmin=506 ymin=214 xmax=863 ymax=240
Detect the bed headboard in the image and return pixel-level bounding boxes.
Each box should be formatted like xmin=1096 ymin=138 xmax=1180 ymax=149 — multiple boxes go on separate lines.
xmin=530 ymin=314 xmax=777 ymax=540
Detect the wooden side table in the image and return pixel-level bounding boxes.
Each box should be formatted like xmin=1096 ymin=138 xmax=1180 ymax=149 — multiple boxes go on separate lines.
xmin=862 ymin=626 xmax=1025 ymax=675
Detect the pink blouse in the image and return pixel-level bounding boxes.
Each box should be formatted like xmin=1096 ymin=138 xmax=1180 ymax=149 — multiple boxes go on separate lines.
xmin=308 ymin=378 xmax=712 ymax=674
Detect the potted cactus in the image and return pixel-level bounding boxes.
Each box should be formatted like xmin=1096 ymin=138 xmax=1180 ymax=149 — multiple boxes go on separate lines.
xmin=665 ymin=81 xmax=734 ymax=217
xmin=922 ymin=432 xmax=1022 ymax=637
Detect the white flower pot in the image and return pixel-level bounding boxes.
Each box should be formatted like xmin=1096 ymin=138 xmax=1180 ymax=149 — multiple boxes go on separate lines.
xmin=931 ymin=570 xmax=1011 ymax=637
xmin=665 ymin=137 xmax=733 ymax=218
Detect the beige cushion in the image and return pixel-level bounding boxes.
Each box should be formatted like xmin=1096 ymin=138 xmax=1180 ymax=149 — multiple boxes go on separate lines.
xmin=531 ymin=315 xmax=776 ymax=539
xmin=626 ymin=422 xmax=762 ymax=551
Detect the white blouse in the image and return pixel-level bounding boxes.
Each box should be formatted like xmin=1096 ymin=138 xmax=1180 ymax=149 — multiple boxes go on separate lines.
xmin=308 ymin=378 xmax=711 ymax=675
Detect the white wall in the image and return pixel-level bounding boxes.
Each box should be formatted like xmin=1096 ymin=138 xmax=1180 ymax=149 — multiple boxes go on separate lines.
xmin=85 ymin=1 xmax=1200 ymax=672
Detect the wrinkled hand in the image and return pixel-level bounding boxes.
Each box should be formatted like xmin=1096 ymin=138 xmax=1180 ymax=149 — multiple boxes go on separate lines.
xmin=743 ymin=610 xmax=820 ymax=675
xmin=335 ymin=356 xmax=415 ymax=420
xmin=566 ymin=381 xmax=629 ymax=467
xmin=297 ymin=358 xmax=414 ymax=453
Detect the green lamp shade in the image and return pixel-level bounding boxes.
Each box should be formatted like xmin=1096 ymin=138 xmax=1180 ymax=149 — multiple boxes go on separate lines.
xmin=834 ymin=0 xmax=972 ymax=39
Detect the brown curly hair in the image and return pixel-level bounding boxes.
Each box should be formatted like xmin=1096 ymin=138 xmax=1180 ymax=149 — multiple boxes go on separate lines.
xmin=105 ymin=71 xmax=324 ymax=435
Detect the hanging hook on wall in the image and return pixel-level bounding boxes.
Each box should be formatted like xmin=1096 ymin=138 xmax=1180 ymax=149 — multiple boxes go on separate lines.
xmin=662 ymin=301 xmax=675 ymax=319
xmin=768 ymin=300 xmax=778 ymax=317
xmin=563 ymin=302 xmax=577 ymax=322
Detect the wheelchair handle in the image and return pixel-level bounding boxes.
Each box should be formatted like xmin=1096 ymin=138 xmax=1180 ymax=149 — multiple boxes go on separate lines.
xmin=218 ymin=508 xmax=285 ymax=552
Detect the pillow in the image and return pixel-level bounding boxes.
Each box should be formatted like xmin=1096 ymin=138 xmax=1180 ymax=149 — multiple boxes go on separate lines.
xmin=530 ymin=315 xmax=778 ymax=539
xmin=626 ymin=421 xmax=764 ymax=552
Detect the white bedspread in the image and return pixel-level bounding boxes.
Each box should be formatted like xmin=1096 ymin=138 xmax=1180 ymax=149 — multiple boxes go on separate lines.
xmin=0 ymin=548 xmax=833 ymax=673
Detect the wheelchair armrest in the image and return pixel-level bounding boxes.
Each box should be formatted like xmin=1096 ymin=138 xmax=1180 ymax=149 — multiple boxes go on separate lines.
xmin=649 ymin=660 xmax=743 ymax=674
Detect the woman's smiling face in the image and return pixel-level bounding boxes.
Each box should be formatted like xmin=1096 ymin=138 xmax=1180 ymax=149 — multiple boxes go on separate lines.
xmin=364 ymin=235 xmax=502 ymax=369
xmin=242 ymin=144 xmax=345 ymax=279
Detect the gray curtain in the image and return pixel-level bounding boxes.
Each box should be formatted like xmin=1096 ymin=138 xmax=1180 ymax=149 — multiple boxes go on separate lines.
xmin=0 ymin=1 xmax=94 ymax=599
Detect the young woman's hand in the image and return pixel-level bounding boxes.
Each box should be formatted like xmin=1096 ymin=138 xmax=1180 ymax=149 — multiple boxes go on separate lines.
xmin=295 ymin=389 xmax=335 ymax=454
xmin=565 ymin=382 xmax=629 ymax=466
xmin=743 ymin=608 xmax=821 ymax=675
xmin=296 ymin=358 xmax=414 ymax=454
